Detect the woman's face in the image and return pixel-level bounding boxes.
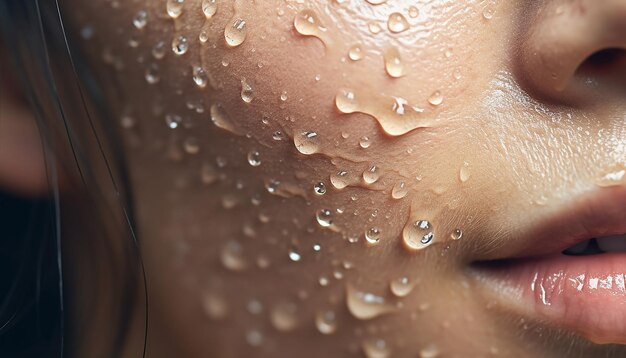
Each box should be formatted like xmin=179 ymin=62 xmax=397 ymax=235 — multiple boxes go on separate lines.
xmin=65 ymin=0 xmax=626 ymax=356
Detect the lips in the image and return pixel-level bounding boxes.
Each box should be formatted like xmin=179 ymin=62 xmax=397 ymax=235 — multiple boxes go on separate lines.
xmin=471 ymin=185 xmax=626 ymax=345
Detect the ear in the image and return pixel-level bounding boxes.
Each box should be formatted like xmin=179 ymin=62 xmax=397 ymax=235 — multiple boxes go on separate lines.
xmin=0 ymin=53 xmax=47 ymax=197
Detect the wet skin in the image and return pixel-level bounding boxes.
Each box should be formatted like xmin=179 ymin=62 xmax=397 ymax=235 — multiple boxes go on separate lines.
xmin=61 ymin=0 xmax=626 ymax=357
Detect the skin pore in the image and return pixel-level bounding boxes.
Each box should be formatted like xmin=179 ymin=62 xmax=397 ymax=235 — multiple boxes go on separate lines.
xmin=49 ymin=0 xmax=626 ymax=357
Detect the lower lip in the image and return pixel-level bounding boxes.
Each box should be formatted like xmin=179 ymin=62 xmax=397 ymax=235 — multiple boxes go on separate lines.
xmin=473 ymin=253 xmax=626 ymax=344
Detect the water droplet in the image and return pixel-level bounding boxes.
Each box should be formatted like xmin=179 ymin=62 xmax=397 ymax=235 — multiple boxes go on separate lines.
xmin=166 ymin=0 xmax=184 ymax=18
xmin=288 ymin=250 xmax=302 ymax=262
xmin=368 ymin=21 xmax=382 ymax=34
xmin=450 ymin=228 xmax=463 ymax=241
xmin=265 ymin=179 xmax=280 ymax=194
xmin=202 ymin=292 xmax=228 ymax=320
xmin=165 ymin=113 xmax=182 ymax=129
xmin=359 ymin=136 xmax=371 ymax=149
xmin=151 ymin=41 xmax=167 ymax=59
xmin=201 ymin=163 xmax=217 ymax=185
xmin=221 ymin=240 xmax=247 ymax=271
xmin=294 ymin=9 xmax=328 ymax=43
xmin=225 ymin=17 xmax=247 ymax=47
xmin=280 ymin=91 xmax=289 ymax=101
xmin=183 ymin=137 xmax=200 ymax=154
xmin=245 ymin=330 xmax=263 ymax=347
xmin=202 ymin=0 xmax=217 ymax=18
xmin=316 ymin=209 xmax=333 ymax=227
xmin=391 ymin=181 xmax=408 ymax=199
xmin=362 ymin=338 xmax=391 ymax=358
xmin=389 ymin=277 xmax=414 ymax=297
xmin=330 ymin=170 xmax=349 ymax=189
xmin=192 ymin=66 xmax=209 ymax=88
xmin=319 ymin=276 xmax=330 ymax=286
xmin=315 ymin=310 xmax=338 ymax=334
xmin=294 ymin=131 xmax=319 ymax=155
xmin=384 ymin=47 xmax=404 ymax=78
xmin=387 ymin=12 xmax=409 ymax=33
xmin=427 ymin=90 xmax=443 ymax=106
xmin=365 ymin=0 xmax=387 ymax=4
xmin=346 ymin=285 xmax=395 ymax=320
xmin=171 ymin=34 xmax=188 ymax=55
xmin=270 ymin=302 xmax=298 ymax=331
xmin=335 ymin=88 xmax=359 ymax=113
xmin=595 ymin=166 xmax=626 ymax=187
xmin=453 ymin=67 xmax=462 ymax=80
xmin=482 ymin=6 xmax=495 ymax=20
xmin=419 ymin=344 xmax=440 ymax=358
xmin=133 ymin=10 xmax=148 ymax=29
xmin=348 ymin=45 xmax=363 ymax=61
xmin=247 ymin=299 xmax=263 ymax=315
xmin=314 ymin=182 xmax=327 ymax=195
xmin=263 ymin=132 xmax=280 ymax=144
xmin=365 ymin=227 xmax=382 ymax=244
xmin=313 ymin=244 xmax=321 ymax=252
xmin=459 ymin=163 xmax=470 ymax=182
xmin=409 ymin=6 xmax=419 ymax=18
xmin=145 ymin=63 xmax=160 ymax=84
xmin=402 ymin=220 xmax=434 ymax=250
xmin=210 ymin=104 xmax=238 ymax=134
xmin=362 ymin=165 xmax=380 ymax=184
xmin=240 ymin=77 xmax=254 ymax=103
xmin=247 ymin=150 xmax=261 ymax=166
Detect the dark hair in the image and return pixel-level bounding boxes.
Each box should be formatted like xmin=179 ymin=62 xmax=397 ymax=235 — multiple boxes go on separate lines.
xmin=0 ymin=1 xmax=147 ymax=356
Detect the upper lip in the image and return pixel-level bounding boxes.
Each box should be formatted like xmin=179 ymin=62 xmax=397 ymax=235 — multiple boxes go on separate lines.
xmin=478 ymin=185 xmax=626 ymax=261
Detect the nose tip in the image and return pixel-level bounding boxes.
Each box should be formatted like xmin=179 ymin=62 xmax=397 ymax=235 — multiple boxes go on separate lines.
xmin=518 ymin=0 xmax=626 ymax=103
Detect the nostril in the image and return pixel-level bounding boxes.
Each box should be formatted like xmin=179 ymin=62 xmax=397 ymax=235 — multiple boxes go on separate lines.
xmin=574 ymin=48 xmax=626 ymax=91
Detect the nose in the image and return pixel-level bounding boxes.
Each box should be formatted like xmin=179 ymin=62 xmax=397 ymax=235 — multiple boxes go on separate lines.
xmin=518 ymin=0 xmax=626 ymax=103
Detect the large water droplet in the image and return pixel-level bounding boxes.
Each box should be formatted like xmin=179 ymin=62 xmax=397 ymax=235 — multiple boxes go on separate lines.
xmin=240 ymin=77 xmax=254 ymax=103
xmin=427 ymin=90 xmax=443 ymax=106
xmin=359 ymin=136 xmax=371 ymax=149
xmin=365 ymin=227 xmax=382 ymax=245
xmin=346 ymin=285 xmax=395 ymax=320
xmin=389 ymin=277 xmax=414 ymax=297
xmin=171 ymin=34 xmax=189 ymax=55
xmin=288 ymin=250 xmax=302 ymax=262
xmin=330 ymin=170 xmax=349 ymax=189
xmin=247 ymin=150 xmax=261 ymax=166
xmin=270 ymin=302 xmax=298 ymax=331
xmin=387 ymin=12 xmax=409 ymax=33
xmin=225 ymin=17 xmax=247 ymax=47
xmin=391 ymin=181 xmax=408 ymax=199
xmin=201 ymin=0 xmax=217 ymax=18
xmin=362 ymin=338 xmax=391 ymax=358
xmin=450 ymin=228 xmax=463 ymax=241
xmin=402 ymin=220 xmax=434 ymax=250
xmin=294 ymin=131 xmax=319 ymax=155
xmin=314 ymin=182 xmax=327 ymax=195
xmin=294 ymin=9 xmax=329 ymax=44
xmin=315 ymin=310 xmax=338 ymax=334
xmin=384 ymin=47 xmax=404 ymax=78
xmin=362 ymin=165 xmax=380 ymax=184
xmin=348 ymin=45 xmax=364 ymax=61
xmin=210 ymin=104 xmax=238 ymax=134
xmin=335 ymin=88 xmax=359 ymax=113
xmin=316 ymin=209 xmax=334 ymax=227
xmin=166 ymin=0 xmax=184 ymax=18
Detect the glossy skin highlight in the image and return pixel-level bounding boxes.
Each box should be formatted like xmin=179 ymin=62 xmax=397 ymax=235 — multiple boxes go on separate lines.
xmin=58 ymin=0 xmax=626 ymax=357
